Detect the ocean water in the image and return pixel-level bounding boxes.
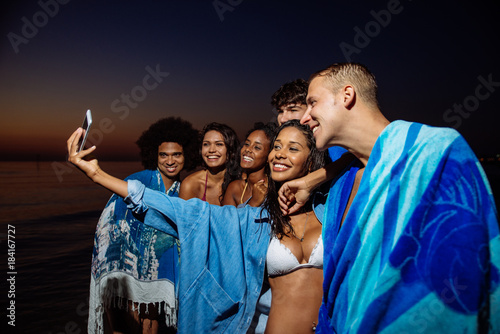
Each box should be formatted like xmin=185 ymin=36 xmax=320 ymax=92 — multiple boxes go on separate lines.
xmin=1 ymin=160 xmax=499 ymax=333
xmin=0 ymin=161 xmax=142 ymax=334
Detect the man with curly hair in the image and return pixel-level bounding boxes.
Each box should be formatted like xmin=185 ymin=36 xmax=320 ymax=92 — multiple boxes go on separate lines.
xmin=135 ymin=117 xmax=200 ymax=190
xmin=88 ymin=117 xmax=199 ymax=334
xmin=271 ymin=78 xmax=309 ymax=126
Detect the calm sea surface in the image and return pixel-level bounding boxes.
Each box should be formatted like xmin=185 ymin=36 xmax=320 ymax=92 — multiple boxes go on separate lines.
xmin=1 ymin=161 xmax=499 ymax=333
xmin=0 ymin=161 xmax=142 ymax=334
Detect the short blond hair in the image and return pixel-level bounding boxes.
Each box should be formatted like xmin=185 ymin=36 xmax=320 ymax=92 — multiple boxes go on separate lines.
xmin=310 ymin=63 xmax=379 ymax=108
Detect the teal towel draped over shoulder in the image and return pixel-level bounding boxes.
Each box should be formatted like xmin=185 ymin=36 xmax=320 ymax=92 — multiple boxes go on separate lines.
xmin=319 ymin=121 xmax=500 ymax=333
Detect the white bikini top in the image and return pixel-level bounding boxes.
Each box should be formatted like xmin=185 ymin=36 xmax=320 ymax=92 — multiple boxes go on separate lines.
xmin=266 ymin=234 xmax=323 ymax=277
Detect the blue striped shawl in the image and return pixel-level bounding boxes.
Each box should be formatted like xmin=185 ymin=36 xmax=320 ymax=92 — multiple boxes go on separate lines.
xmin=319 ymin=121 xmax=500 ymax=333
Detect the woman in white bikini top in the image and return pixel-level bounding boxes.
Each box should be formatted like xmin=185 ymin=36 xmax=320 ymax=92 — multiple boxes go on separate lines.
xmin=266 ymin=233 xmax=323 ymax=277
xmin=261 ymin=120 xmax=327 ymax=333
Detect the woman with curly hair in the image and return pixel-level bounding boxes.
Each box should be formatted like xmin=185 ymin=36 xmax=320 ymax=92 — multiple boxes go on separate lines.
xmin=222 ymin=122 xmax=277 ymax=207
xmin=179 ymin=122 xmax=240 ymax=205
xmin=88 ymin=117 xmax=199 ymax=334
xmin=67 ymin=120 xmax=330 ymax=333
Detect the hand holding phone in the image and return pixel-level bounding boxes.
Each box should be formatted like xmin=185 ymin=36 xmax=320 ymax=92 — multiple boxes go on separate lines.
xmin=78 ymin=109 xmax=92 ymax=152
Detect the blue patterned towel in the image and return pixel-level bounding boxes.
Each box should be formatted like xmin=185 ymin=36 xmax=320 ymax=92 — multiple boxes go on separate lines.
xmin=319 ymin=121 xmax=500 ymax=333
xmin=88 ymin=169 xmax=180 ymax=333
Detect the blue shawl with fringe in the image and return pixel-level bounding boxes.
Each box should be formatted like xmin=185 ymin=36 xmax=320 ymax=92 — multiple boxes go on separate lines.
xmin=88 ymin=169 xmax=180 ymax=333
xmin=319 ymin=121 xmax=500 ymax=333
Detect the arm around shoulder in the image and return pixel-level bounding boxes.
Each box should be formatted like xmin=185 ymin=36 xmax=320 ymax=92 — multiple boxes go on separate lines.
xmin=278 ymin=152 xmax=355 ymax=214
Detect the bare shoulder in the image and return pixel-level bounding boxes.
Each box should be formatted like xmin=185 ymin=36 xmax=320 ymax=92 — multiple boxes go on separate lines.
xmin=228 ymin=179 xmax=245 ymax=191
xmin=222 ymin=179 xmax=245 ymax=206
xmin=180 ymin=170 xmax=205 ymax=200
xmin=182 ymin=170 xmax=205 ymax=184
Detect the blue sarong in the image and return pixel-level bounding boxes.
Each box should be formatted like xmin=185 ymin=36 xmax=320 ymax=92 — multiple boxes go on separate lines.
xmin=319 ymin=121 xmax=500 ymax=333
xmin=88 ymin=169 xmax=180 ymax=333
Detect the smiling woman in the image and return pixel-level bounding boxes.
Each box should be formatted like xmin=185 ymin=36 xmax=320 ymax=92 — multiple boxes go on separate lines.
xmin=179 ymin=122 xmax=240 ymax=205
xmin=222 ymin=122 xmax=277 ymax=207
xmin=259 ymin=121 xmax=329 ymax=333
xmin=66 ymin=119 xmax=330 ymax=333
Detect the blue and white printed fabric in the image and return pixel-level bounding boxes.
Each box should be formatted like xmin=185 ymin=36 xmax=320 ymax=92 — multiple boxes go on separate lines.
xmin=88 ymin=169 xmax=180 ymax=333
xmin=318 ymin=120 xmax=500 ymax=333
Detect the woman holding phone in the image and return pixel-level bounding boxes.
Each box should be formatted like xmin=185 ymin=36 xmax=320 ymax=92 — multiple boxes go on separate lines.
xmin=67 ymin=120 xmax=329 ymax=333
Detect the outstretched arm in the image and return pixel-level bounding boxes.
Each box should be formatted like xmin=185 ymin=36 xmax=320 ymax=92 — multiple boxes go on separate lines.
xmin=67 ymin=128 xmax=128 ymax=197
xmin=278 ymin=152 xmax=354 ymax=215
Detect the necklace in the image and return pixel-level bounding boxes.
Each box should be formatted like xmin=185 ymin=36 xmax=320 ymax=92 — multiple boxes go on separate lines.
xmin=240 ymin=180 xmax=249 ymax=205
xmin=293 ymin=212 xmax=308 ymax=242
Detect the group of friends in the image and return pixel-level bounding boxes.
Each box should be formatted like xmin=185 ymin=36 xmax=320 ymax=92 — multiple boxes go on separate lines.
xmin=67 ymin=63 xmax=500 ymax=334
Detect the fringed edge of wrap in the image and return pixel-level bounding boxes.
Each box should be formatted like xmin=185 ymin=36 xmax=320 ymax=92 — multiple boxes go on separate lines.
xmin=87 ymin=272 xmax=177 ymax=333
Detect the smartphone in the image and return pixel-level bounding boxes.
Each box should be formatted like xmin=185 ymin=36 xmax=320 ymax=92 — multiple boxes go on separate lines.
xmin=78 ymin=109 xmax=92 ymax=152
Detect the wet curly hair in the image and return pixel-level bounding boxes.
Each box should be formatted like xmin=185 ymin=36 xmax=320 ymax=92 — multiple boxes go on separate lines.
xmin=270 ymin=78 xmax=308 ymax=110
xmin=136 ymin=117 xmax=200 ymax=171
xmin=200 ymin=122 xmax=240 ymax=203
xmin=262 ymin=120 xmax=329 ymax=239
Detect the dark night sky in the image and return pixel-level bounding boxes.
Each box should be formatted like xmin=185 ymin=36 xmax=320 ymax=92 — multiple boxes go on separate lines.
xmin=1 ymin=0 xmax=499 ymax=161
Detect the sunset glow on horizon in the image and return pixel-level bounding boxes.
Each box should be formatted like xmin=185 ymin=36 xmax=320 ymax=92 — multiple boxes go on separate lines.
xmin=1 ymin=1 xmax=499 ymax=162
